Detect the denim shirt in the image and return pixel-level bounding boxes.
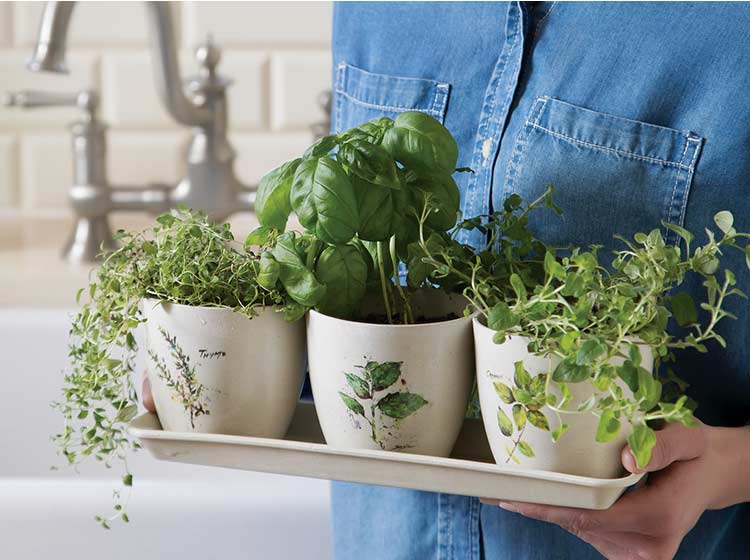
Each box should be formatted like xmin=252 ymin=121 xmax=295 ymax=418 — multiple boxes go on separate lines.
xmin=330 ymin=2 xmax=750 ymax=558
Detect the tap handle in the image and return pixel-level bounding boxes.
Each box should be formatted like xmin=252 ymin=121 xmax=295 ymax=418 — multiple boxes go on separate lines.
xmin=4 ymin=89 xmax=99 ymax=116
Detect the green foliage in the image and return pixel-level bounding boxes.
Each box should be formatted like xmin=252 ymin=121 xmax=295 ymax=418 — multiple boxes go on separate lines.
xmin=338 ymin=360 xmax=428 ymax=449
xmin=59 ymin=209 xmax=297 ymax=527
xmin=417 ymin=189 xmax=750 ymax=468
xmin=254 ymin=112 xmax=464 ymax=324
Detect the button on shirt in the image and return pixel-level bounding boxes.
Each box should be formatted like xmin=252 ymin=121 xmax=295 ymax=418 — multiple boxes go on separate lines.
xmin=330 ymin=2 xmax=750 ymax=558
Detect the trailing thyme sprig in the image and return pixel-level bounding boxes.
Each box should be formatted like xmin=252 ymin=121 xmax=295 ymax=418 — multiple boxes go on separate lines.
xmin=56 ymin=209 xmax=292 ymax=528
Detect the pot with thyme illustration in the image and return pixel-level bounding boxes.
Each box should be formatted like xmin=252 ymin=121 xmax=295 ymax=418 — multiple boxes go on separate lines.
xmin=143 ymin=299 xmax=306 ymax=437
xmin=307 ymin=290 xmax=474 ymax=457
xmin=474 ymin=318 xmax=653 ymax=478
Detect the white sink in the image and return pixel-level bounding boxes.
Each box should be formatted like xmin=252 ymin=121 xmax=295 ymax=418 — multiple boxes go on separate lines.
xmin=0 ymin=310 xmax=333 ymax=560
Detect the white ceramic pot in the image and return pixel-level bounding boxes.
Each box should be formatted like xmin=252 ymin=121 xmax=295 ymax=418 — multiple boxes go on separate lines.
xmin=474 ymin=318 xmax=653 ymax=478
xmin=143 ymin=299 xmax=306 ymax=437
xmin=307 ymin=290 xmax=474 ymax=457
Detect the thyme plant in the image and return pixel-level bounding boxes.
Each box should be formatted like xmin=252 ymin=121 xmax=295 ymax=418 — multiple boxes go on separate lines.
xmin=418 ymin=193 xmax=750 ymax=467
xmin=57 ymin=209 xmax=293 ymax=527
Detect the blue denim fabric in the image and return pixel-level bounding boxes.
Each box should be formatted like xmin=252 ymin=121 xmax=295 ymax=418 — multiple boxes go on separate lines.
xmin=330 ymin=2 xmax=750 ymax=558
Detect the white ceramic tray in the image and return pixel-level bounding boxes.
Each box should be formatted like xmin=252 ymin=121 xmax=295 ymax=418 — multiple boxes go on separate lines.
xmin=129 ymin=402 xmax=642 ymax=510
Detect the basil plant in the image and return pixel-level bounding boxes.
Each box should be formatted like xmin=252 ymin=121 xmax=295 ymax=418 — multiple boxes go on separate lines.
xmin=253 ymin=112 xmax=465 ymax=324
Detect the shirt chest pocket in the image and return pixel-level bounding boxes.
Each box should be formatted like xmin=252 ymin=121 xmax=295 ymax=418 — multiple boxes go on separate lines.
xmin=502 ymin=97 xmax=704 ymax=250
xmin=333 ymin=63 xmax=451 ymax=132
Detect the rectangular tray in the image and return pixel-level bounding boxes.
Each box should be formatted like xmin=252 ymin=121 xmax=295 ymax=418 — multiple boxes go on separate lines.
xmin=129 ymin=402 xmax=641 ymax=510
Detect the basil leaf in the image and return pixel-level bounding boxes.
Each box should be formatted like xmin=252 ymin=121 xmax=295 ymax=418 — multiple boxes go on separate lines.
xmin=382 ymin=111 xmax=458 ymax=174
xmin=353 ymin=178 xmax=395 ymax=242
xmin=257 ymin=252 xmax=280 ymax=290
xmin=291 ymin=157 xmax=359 ymax=245
xmin=315 ymin=244 xmax=368 ymax=318
xmin=255 ymin=158 xmax=301 ymax=231
xmin=339 ymin=138 xmax=401 ymax=189
xmin=412 ymin=174 xmax=461 ymax=231
xmin=270 ymin=232 xmax=326 ymax=307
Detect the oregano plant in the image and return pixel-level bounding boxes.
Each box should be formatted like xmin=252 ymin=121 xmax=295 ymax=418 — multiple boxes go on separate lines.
xmin=417 ymin=191 xmax=750 ymax=467
xmin=57 ymin=209 xmax=297 ymax=527
xmin=253 ymin=112 xmax=467 ymax=324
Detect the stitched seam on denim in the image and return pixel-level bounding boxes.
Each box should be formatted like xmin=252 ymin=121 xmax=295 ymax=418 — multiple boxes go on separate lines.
xmin=334 ymin=63 xmax=346 ymax=133
xmin=469 ymin=497 xmax=480 ymax=560
xmin=487 ymin=8 xmax=525 ymax=215
xmin=466 ymin=2 xmax=523 ymax=234
xmin=665 ymin=138 xmax=691 ymax=245
xmin=334 ymin=90 xmax=444 ymax=116
xmin=459 ymin=5 xmax=516 ymax=245
xmin=432 ymin=83 xmax=451 ymax=123
xmin=503 ymin=97 xmax=545 ymax=200
xmin=530 ymin=123 xmax=692 ymax=170
xmin=531 ymin=1 xmax=558 ymax=45
xmin=343 ymin=62 xmax=443 ymax=88
xmin=679 ymin=138 xmax=702 ymax=233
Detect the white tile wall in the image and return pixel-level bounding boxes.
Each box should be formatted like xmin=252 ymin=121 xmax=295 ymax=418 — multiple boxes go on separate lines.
xmin=0 ymin=135 xmax=17 ymax=207
xmin=182 ymin=2 xmax=332 ymax=48
xmin=0 ymin=1 xmax=332 ymax=216
xmin=271 ymin=51 xmax=332 ymax=131
xmin=14 ymin=2 xmax=151 ymax=46
xmin=0 ymin=4 xmax=12 ymax=47
xmin=20 ymin=133 xmax=71 ymax=211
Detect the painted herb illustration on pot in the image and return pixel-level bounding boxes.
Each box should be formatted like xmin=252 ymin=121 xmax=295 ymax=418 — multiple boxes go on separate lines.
xmin=148 ymin=326 xmax=210 ymax=429
xmin=338 ymin=360 xmax=428 ymax=450
xmin=491 ymin=362 xmax=564 ymax=463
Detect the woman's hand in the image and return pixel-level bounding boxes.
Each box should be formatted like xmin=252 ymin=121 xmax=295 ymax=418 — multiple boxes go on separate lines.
xmin=482 ymin=421 xmax=750 ymax=560
xmin=141 ymin=376 xmax=156 ymax=413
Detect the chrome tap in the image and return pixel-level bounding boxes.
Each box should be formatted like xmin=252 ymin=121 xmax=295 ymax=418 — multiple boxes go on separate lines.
xmin=6 ymin=1 xmax=256 ymax=263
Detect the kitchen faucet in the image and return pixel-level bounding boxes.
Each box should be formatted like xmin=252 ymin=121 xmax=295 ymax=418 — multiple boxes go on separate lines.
xmin=4 ymin=1 xmax=256 ymax=263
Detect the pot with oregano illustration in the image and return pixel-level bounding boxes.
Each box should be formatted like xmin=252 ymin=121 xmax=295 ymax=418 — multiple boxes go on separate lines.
xmin=253 ymin=113 xmax=475 ymax=456
xmin=56 ymin=210 xmax=306 ymax=527
xmin=418 ymin=190 xmax=750 ymax=478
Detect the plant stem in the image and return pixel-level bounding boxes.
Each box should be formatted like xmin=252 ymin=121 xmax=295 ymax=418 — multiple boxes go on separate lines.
xmin=389 ymin=235 xmax=414 ymax=324
xmin=376 ymin=241 xmax=393 ymax=324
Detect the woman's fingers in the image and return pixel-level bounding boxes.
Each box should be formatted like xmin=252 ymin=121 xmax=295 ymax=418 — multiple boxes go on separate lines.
xmin=141 ymin=376 xmax=156 ymax=413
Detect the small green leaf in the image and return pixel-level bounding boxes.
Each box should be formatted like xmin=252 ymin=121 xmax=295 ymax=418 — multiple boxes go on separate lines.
xmin=493 ymin=381 xmax=514 ymax=405
xmin=122 ymin=474 xmax=133 ymax=487
xmin=369 ymin=361 xmax=403 ymax=391
xmin=115 ymin=404 xmax=138 ymax=423
xmin=670 ymin=292 xmax=697 ymax=327
xmin=497 ymin=407 xmax=513 ymax=437
xmin=376 ymin=392 xmax=428 ymax=419
xmin=245 ymin=226 xmax=275 ymax=248
xmin=339 ymin=392 xmax=366 ymax=417
xmin=345 ymin=373 xmax=371 ymax=399
xmin=552 ymin=358 xmax=591 ymax=383
xmin=517 ymin=441 xmax=535 ymax=457
xmin=551 ymin=424 xmax=570 ymax=442
xmin=513 ymin=361 xmax=532 ymax=389
xmin=575 ymin=339 xmax=606 ymax=366
xmin=635 ymin=368 xmax=662 ymax=411
xmin=512 ymin=404 xmax=527 ymax=431
xmin=627 ymin=424 xmax=657 ymax=468
xmin=714 ymin=211 xmax=734 ymax=234
xmin=487 ymin=302 xmax=519 ymax=331
xmin=595 ymin=410 xmax=621 ymax=442
xmin=527 ymin=410 xmax=550 ymax=431
xmin=509 ymin=273 xmax=527 ymax=302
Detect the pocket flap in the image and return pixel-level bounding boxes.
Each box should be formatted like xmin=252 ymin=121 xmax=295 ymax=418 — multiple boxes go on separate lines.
xmin=335 ymin=63 xmax=450 ymax=119
xmin=529 ymin=97 xmax=702 ymax=169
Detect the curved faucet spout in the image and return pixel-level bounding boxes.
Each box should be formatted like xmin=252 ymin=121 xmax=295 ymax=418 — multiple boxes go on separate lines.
xmin=27 ymin=1 xmax=211 ymax=126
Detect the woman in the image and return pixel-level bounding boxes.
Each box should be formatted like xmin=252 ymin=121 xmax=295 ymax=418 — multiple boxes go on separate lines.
xmin=146 ymin=2 xmax=750 ymax=558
